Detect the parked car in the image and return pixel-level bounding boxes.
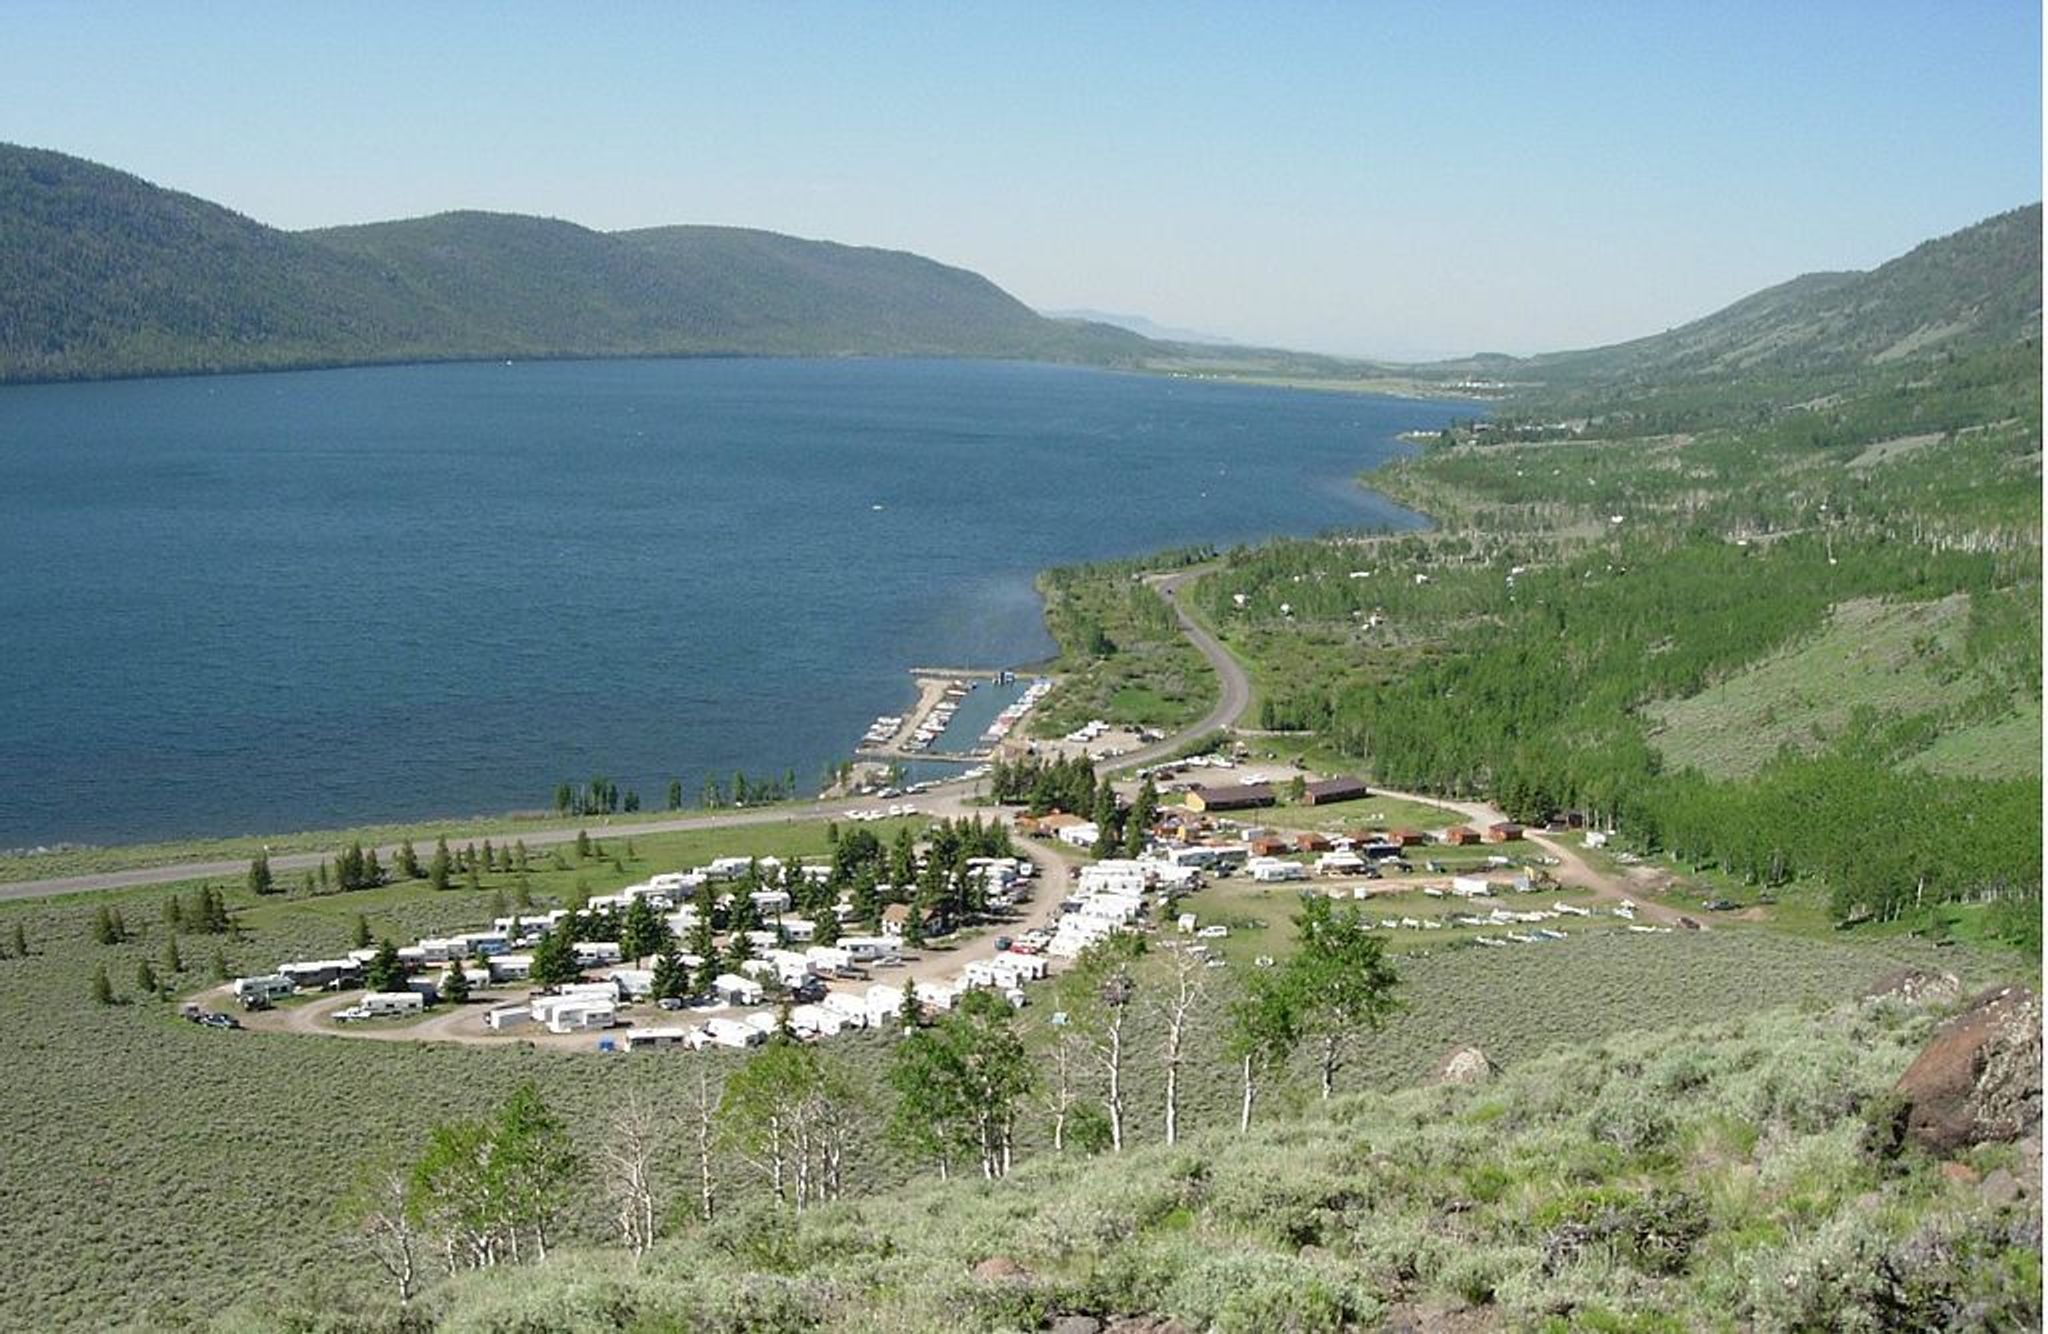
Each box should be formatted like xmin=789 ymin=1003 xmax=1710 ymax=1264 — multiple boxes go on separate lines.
xmin=657 ymin=996 xmax=686 ymax=1011
xmin=199 ymin=1013 xmax=242 ymax=1030
xmin=993 ymin=935 xmax=1013 ymax=952
xmin=1702 ymin=898 xmax=1737 ymax=911
xmin=331 ymin=1006 xmax=369 ymax=1023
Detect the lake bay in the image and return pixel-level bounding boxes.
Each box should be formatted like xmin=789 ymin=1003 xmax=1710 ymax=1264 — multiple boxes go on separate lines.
xmin=0 ymin=358 xmax=1464 ymax=845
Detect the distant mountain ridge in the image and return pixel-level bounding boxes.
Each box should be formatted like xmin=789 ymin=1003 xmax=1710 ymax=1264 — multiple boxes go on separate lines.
xmin=1506 ymin=204 xmax=2042 ymax=388
xmin=0 ymin=144 xmax=1152 ymax=383
xmin=1041 ymin=307 xmax=1242 ymax=346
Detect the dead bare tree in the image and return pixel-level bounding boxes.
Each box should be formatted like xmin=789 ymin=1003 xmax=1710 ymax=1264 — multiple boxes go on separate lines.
xmin=596 ymin=1092 xmax=665 ymax=1258
xmin=343 ymin=1163 xmax=422 ymax=1305
xmin=1153 ymin=944 xmax=1207 ymax=1147
xmin=1095 ymin=960 xmax=1136 ymax=1153
xmin=1044 ymin=1028 xmax=1083 ymax=1152
xmin=691 ymin=1065 xmax=719 ymax=1224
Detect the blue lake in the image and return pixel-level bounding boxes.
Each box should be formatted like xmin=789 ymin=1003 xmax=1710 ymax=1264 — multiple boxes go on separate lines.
xmin=0 ymin=358 xmax=1466 ymax=846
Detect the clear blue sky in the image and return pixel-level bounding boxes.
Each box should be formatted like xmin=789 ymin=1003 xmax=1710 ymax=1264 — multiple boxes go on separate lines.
xmin=2 ymin=1 xmax=2038 ymax=358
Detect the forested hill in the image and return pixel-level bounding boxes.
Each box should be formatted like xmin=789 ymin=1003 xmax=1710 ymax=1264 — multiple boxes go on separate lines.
xmin=0 ymin=144 xmax=1152 ymax=383
xmin=1449 ymin=204 xmax=2042 ymax=395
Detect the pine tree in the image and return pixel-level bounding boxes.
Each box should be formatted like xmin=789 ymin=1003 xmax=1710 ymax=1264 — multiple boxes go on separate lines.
xmin=465 ymin=865 xmax=481 ymax=895
xmin=136 ymin=959 xmax=160 ymax=996
xmin=666 ymin=779 xmax=683 ymax=811
xmin=202 ymin=887 xmax=231 ymax=934
xmin=91 ymin=905 xmax=119 ymax=946
xmin=364 ymin=940 xmax=405 ymax=994
xmin=162 ymin=935 xmax=184 ymax=974
xmin=351 ymin=913 xmax=372 ymax=949
xmin=397 ymin=838 xmax=422 ymax=879
xmin=429 ymin=837 xmax=452 ymax=893
xmin=620 ymin=897 xmax=670 ymax=965
xmin=164 ymin=896 xmax=184 ymax=931
xmin=442 ymin=964 xmax=471 ymax=1005
xmin=651 ymin=947 xmax=689 ymax=1001
xmin=90 ymin=964 xmax=115 ymax=1006
xmin=1125 ymin=778 xmax=1160 ymax=858
xmin=248 ymin=853 xmax=275 ymax=897
xmin=529 ymin=929 xmax=582 ymax=988
xmin=9 ymin=923 xmax=26 ymax=957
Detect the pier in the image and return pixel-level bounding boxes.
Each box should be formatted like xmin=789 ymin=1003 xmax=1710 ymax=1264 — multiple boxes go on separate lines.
xmin=853 ymin=668 xmax=1043 ymax=764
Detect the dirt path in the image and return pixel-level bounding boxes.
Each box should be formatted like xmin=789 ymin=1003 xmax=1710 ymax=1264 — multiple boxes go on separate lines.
xmin=1350 ymin=786 xmax=1692 ymax=928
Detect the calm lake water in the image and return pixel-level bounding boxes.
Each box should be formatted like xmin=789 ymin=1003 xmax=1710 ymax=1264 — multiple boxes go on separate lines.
xmin=0 ymin=358 xmax=1466 ymax=846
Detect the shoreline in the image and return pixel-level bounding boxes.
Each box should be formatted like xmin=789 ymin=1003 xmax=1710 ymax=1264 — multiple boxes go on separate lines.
xmin=2 ymin=376 xmax=1472 ymax=887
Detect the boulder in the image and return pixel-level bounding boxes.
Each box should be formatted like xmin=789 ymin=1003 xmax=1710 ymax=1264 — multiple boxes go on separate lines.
xmin=1893 ymin=985 xmax=2042 ymax=1154
xmin=1980 ymin=1168 xmax=2022 ymax=1206
xmin=1862 ymin=967 xmax=1964 ymax=1007
xmin=973 ymin=1256 xmax=1031 ymax=1282
xmin=1435 ymin=1045 xmax=1494 ymax=1086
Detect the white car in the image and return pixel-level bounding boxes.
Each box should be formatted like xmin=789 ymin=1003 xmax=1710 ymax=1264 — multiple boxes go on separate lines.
xmin=1196 ymin=924 xmax=1230 ymax=939
xmin=331 ymin=1006 xmax=369 ymax=1023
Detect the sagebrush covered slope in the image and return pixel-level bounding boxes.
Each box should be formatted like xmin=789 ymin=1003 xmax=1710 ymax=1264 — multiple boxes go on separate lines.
xmin=0 ymin=144 xmax=1151 ymax=382
xmin=231 ymin=999 xmax=2040 ymax=1334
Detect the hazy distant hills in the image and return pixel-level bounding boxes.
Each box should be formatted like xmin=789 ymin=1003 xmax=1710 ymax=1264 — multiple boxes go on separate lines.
xmin=1041 ymin=307 xmax=1242 ymax=346
xmin=1500 ymin=204 xmax=2042 ymax=390
xmin=0 ymin=144 xmax=1151 ymax=383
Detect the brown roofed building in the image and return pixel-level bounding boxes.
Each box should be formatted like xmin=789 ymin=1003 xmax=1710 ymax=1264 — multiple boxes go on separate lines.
xmin=1294 ymin=832 xmax=1332 ymax=853
xmin=1185 ymin=784 xmax=1277 ymax=813
xmin=1249 ymin=836 xmax=1292 ymax=857
xmin=1386 ymin=829 xmax=1429 ymax=847
xmin=1440 ymin=826 xmax=1480 ymax=846
xmin=1301 ymin=776 xmax=1372 ymax=805
xmin=1485 ymin=822 xmax=1524 ymax=843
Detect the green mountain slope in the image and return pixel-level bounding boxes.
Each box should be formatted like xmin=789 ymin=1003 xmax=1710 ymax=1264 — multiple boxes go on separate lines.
xmin=0 ymin=144 xmax=1152 ymax=383
xmin=1524 ymin=204 xmax=2041 ymax=388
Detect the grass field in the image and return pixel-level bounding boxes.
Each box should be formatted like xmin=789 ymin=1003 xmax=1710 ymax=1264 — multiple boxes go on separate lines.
xmin=1028 ymin=563 xmax=1217 ymax=739
xmin=0 ymin=796 xmax=837 ymax=887
xmin=1646 ymin=594 xmax=1995 ymax=779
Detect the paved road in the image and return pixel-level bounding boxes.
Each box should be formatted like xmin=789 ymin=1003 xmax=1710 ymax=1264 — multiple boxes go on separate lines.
xmin=1108 ymin=567 xmax=1252 ymax=773
xmin=0 ymin=568 xmax=1257 ymax=903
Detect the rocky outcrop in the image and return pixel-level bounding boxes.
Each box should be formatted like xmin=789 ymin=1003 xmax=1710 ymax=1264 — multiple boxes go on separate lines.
xmin=1435 ymin=1046 xmax=1494 ymax=1086
xmin=1893 ymin=985 xmax=2042 ymax=1154
xmin=1862 ymin=968 xmax=1964 ymax=1007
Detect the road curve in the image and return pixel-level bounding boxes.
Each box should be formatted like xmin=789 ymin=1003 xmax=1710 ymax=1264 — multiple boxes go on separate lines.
xmin=1 ymin=568 xmax=1253 ymax=902
xmin=1108 ymin=567 xmax=1252 ymax=772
